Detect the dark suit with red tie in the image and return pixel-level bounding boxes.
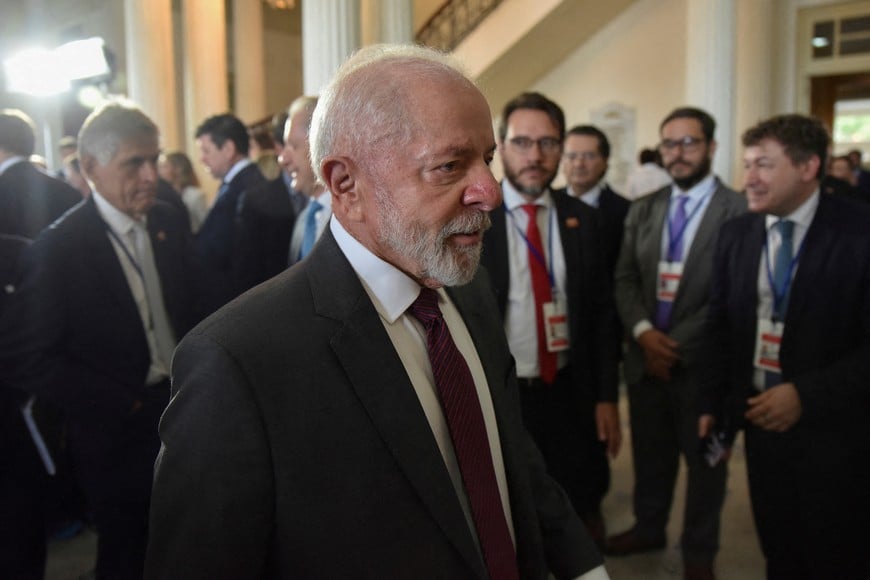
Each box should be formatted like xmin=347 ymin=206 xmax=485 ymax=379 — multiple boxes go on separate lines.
xmin=480 ymin=190 xmax=619 ymax=527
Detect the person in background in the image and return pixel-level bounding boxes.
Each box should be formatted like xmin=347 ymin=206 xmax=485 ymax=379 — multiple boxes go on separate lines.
xmin=624 ymin=147 xmax=672 ymax=200
xmin=159 ymin=151 xmax=208 ymax=233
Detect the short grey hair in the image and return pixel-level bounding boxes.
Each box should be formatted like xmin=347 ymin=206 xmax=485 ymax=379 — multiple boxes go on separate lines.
xmin=309 ymin=44 xmax=472 ymax=184
xmin=78 ymin=100 xmax=159 ymax=166
xmin=287 ymin=95 xmax=319 ymax=134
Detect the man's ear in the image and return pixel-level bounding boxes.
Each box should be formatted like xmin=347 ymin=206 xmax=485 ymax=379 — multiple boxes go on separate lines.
xmin=80 ymin=154 xmax=97 ymax=182
xmin=322 ymin=156 xmax=365 ymax=222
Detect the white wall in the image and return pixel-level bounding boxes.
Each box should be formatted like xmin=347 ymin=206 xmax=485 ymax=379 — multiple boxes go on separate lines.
xmin=533 ymin=0 xmax=688 ymax=190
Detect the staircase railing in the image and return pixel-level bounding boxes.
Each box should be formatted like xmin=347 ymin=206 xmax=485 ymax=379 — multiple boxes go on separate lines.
xmin=415 ymin=0 xmax=503 ymax=52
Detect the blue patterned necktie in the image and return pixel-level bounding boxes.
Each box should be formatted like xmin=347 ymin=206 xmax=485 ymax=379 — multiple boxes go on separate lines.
xmin=299 ymin=199 xmax=322 ymax=260
xmin=765 ymin=219 xmax=795 ymax=389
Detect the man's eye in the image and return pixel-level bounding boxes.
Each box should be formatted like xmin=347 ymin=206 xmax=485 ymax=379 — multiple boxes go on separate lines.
xmin=440 ymin=161 xmax=457 ymax=172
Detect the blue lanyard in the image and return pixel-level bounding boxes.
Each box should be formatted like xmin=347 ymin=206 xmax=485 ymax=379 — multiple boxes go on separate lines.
xmin=507 ymin=205 xmax=556 ymax=290
xmin=665 ymin=183 xmax=715 ymax=262
xmin=763 ymin=228 xmax=807 ymax=322
xmin=104 ymin=223 xmax=145 ymax=282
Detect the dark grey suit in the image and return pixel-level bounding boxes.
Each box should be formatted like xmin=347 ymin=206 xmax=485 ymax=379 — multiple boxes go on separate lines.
xmin=146 ymin=229 xmax=602 ymax=579
xmin=0 ymin=160 xmax=80 ymax=239
xmin=613 ymin=179 xmax=745 ymax=563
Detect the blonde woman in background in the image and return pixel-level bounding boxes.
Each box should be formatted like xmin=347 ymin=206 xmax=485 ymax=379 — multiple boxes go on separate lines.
xmin=159 ymin=151 xmax=208 ymax=233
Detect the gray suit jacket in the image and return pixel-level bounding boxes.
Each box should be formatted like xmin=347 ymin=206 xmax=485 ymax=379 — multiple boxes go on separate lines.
xmin=614 ymin=179 xmax=746 ymax=384
xmin=145 ymin=229 xmax=601 ymax=579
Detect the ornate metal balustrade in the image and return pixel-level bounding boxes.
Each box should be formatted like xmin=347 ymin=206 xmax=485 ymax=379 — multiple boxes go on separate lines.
xmin=416 ymin=0 xmax=503 ymax=52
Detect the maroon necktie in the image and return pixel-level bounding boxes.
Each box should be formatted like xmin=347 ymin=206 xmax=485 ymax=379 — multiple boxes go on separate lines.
xmin=408 ymin=288 xmax=520 ymax=580
xmin=521 ymin=204 xmax=558 ymax=384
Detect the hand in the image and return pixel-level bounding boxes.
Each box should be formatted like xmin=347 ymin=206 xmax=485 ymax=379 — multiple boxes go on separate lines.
xmin=698 ymin=414 xmax=715 ymax=438
xmin=637 ymin=329 xmax=679 ymax=380
xmin=745 ymin=382 xmax=802 ymax=432
xmin=595 ymin=402 xmax=621 ymax=458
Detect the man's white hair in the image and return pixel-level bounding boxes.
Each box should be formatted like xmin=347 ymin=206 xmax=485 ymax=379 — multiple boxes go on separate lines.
xmin=309 ymin=44 xmax=473 ymax=184
xmin=79 ymin=99 xmax=158 ymax=166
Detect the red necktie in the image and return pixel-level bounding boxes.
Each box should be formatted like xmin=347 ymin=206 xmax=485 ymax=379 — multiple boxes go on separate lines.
xmin=521 ymin=204 xmax=558 ymax=384
xmin=408 ymin=289 xmax=520 ymax=580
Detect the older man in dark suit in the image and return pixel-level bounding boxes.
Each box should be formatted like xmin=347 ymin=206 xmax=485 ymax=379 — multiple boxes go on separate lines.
xmin=610 ymin=107 xmax=746 ymax=580
xmin=699 ymin=115 xmax=870 ymax=579
xmin=0 ymin=109 xmax=81 ymax=239
xmin=146 ymin=45 xmax=608 ymax=580
xmin=0 ymin=102 xmax=200 ymax=579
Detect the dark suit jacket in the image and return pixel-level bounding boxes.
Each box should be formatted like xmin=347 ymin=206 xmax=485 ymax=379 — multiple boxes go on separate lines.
xmin=614 ymin=180 xmax=746 ymax=384
xmin=194 ymin=163 xmax=267 ymax=311
xmin=145 ymin=230 xmax=602 ymax=579
xmin=481 ymin=191 xmax=619 ymax=403
xmin=234 ymin=174 xmax=298 ymax=292
xmin=556 ymin=185 xmax=630 ymax=277
xmin=0 ymin=160 xmax=81 ymax=239
xmin=699 ymin=194 xmax=870 ymax=440
xmin=0 ymin=196 xmax=200 ymax=421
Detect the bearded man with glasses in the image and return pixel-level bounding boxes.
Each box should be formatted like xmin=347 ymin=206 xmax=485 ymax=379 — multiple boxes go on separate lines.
xmin=608 ymin=107 xmax=746 ymax=580
xmin=481 ymin=92 xmax=621 ymax=551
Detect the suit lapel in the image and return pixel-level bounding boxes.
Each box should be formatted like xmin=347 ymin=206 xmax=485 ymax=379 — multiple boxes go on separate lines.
xmin=785 ymin=195 xmax=833 ymax=329
xmin=309 ymin=232 xmax=486 ymax=578
xmin=683 ymin=182 xmax=726 ymax=275
xmin=482 ymin=204 xmax=510 ymax=316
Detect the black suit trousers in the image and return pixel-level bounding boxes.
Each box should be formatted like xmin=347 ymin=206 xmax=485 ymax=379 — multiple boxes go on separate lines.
xmin=518 ymin=367 xmax=608 ymax=517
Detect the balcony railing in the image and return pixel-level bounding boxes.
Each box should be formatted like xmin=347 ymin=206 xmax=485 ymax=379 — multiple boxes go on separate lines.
xmin=416 ymin=0 xmax=503 ymax=52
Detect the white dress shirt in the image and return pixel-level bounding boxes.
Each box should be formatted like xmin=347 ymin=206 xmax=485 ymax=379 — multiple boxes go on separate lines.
xmin=567 ymin=181 xmax=605 ymax=208
xmin=752 ymin=190 xmax=819 ymax=389
xmin=92 ymin=191 xmax=171 ymax=385
xmin=501 ymin=180 xmax=569 ymax=378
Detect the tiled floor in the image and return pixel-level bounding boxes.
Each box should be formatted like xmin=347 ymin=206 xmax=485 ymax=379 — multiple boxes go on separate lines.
xmin=45 ymin=392 xmax=766 ymax=579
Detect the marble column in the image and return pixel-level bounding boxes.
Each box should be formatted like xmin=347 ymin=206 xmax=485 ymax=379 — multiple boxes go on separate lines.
xmin=361 ymin=0 xmax=413 ymax=45
xmin=302 ymin=0 xmax=361 ymax=95
xmin=733 ymin=0 xmax=774 ymax=186
xmin=685 ymin=0 xmax=737 ymax=185
xmin=183 ymin=0 xmax=229 ymax=198
xmin=232 ymin=0 xmax=267 ymax=123
xmin=124 ymin=0 xmax=180 ymax=150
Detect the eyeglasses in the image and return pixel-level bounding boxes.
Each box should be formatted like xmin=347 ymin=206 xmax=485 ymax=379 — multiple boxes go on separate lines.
xmin=563 ymin=151 xmax=601 ymax=163
xmin=659 ymin=136 xmax=706 ymax=153
xmin=508 ymin=136 xmax=562 ymax=154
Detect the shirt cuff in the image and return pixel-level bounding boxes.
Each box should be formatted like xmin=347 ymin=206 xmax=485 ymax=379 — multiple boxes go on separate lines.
xmin=632 ymin=319 xmax=653 ymax=340
xmin=573 ymin=564 xmax=611 ymax=580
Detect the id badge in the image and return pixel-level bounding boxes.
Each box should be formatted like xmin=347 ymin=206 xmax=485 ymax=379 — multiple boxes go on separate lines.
xmin=754 ymin=319 xmax=784 ymax=373
xmin=656 ymin=261 xmax=683 ymax=302
xmin=542 ymin=301 xmax=569 ymax=353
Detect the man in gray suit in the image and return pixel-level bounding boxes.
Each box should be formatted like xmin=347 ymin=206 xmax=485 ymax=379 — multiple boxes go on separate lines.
xmin=608 ymin=107 xmax=745 ymax=580
xmin=146 ymin=44 xmax=607 ymax=580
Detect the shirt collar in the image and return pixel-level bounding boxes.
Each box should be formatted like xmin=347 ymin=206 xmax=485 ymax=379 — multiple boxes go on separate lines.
xmin=330 ymin=218 xmax=437 ymax=324
xmin=670 ymin=173 xmax=716 ymax=201
xmin=568 ymin=181 xmax=605 ymax=207
xmin=92 ymin=190 xmax=143 ymax=235
xmin=764 ymin=189 xmax=820 ymax=232
xmin=223 ymin=158 xmax=252 ymax=184
xmin=501 ymin=179 xmax=554 ymax=212
xmin=313 ymin=189 xmax=332 ymax=208
xmin=0 ymin=156 xmax=26 ymax=176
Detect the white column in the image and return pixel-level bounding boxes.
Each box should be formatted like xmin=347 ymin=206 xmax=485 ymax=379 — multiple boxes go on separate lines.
xmin=302 ymin=0 xmax=361 ymax=95
xmin=733 ymin=0 xmax=774 ymax=186
xmin=183 ymin=0 xmax=229 ymax=199
xmin=362 ymin=0 xmax=413 ymax=45
xmin=232 ymin=0 xmax=267 ymax=123
xmin=685 ymin=0 xmax=736 ymax=186
xmin=125 ymin=0 xmax=180 ymax=150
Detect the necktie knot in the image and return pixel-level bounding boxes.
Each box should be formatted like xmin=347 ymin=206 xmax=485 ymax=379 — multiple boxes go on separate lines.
xmin=521 ymin=203 xmax=538 ymax=222
xmin=408 ymin=288 xmax=442 ymax=327
xmin=776 ymin=219 xmax=794 ymax=242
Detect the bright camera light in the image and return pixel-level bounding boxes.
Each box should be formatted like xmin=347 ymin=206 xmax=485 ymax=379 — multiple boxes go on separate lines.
xmin=3 ymin=47 xmax=70 ymax=96
xmin=56 ymin=37 xmax=110 ymax=81
xmin=3 ymin=37 xmax=109 ymax=97
xmin=812 ymin=36 xmax=831 ymax=48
